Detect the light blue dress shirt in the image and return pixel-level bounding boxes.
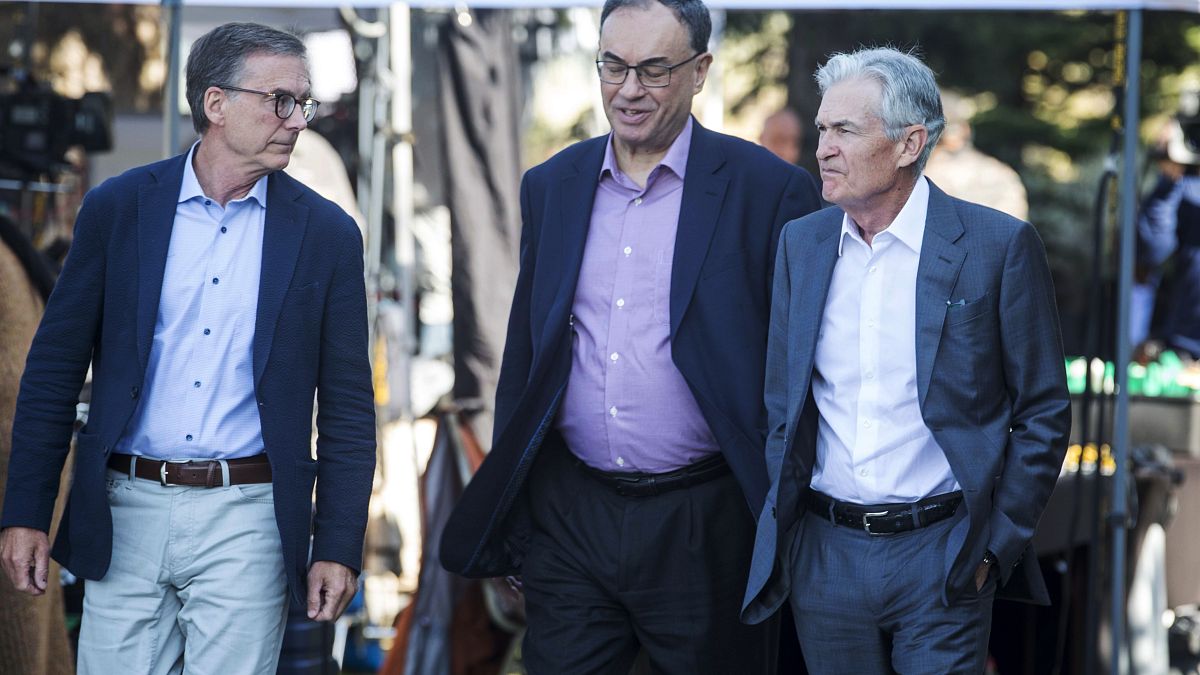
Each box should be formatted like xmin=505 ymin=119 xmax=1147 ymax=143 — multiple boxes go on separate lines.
xmin=116 ymin=143 xmax=267 ymax=459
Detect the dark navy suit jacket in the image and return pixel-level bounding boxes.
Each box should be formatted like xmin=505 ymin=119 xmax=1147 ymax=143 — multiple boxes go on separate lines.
xmin=0 ymin=153 xmax=377 ymax=605
xmin=440 ymin=120 xmax=821 ymax=578
xmin=742 ymin=183 xmax=1072 ymax=623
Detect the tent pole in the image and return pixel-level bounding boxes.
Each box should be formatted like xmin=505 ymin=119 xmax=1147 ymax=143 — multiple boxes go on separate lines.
xmin=162 ymin=0 xmax=182 ymax=158
xmin=1111 ymin=7 xmax=1141 ymax=675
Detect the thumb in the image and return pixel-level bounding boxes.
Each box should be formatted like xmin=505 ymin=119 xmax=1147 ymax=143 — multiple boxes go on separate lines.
xmin=33 ymin=551 xmax=49 ymax=593
xmin=307 ymin=572 xmax=323 ymax=619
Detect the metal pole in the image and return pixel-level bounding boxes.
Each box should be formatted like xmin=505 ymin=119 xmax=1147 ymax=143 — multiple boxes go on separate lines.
xmin=162 ymin=0 xmax=182 ymax=158
xmin=1111 ymin=8 xmax=1141 ymax=675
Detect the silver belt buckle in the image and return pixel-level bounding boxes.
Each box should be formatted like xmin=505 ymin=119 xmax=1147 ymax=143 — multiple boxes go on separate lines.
xmin=862 ymin=510 xmax=890 ymax=535
xmin=159 ymin=459 xmax=191 ymax=486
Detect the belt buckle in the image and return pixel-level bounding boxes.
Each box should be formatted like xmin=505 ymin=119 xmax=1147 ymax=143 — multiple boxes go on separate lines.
xmin=159 ymin=459 xmax=192 ymax=486
xmin=861 ymin=510 xmax=890 ymax=535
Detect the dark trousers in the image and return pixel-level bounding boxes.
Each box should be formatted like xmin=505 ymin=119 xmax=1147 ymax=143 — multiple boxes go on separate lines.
xmin=789 ymin=509 xmax=995 ymax=675
xmin=521 ymin=441 xmax=777 ymax=674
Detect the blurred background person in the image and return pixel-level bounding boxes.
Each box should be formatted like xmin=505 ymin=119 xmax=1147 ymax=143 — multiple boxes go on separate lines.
xmin=759 ymin=107 xmax=804 ymax=165
xmin=1135 ymin=91 xmax=1200 ymax=362
xmin=924 ymin=89 xmax=1028 ymax=221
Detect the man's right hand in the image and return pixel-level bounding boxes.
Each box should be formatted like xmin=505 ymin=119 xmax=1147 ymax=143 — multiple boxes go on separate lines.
xmin=0 ymin=527 xmax=51 ymax=595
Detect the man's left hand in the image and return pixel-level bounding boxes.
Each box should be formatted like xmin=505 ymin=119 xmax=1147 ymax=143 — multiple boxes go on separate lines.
xmin=306 ymin=560 xmax=358 ymax=621
xmin=974 ymin=561 xmax=993 ymax=592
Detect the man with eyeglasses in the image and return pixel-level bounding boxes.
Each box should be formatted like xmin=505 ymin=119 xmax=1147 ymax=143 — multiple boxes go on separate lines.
xmin=0 ymin=22 xmax=375 ymax=674
xmin=440 ymin=0 xmax=820 ymax=671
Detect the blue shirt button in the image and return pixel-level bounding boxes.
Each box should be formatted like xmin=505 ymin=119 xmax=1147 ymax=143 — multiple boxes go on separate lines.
xmin=203 ymin=328 xmax=210 ymax=335
xmin=185 ymin=434 xmax=193 ymax=441
xmin=193 ymin=381 xmax=201 ymax=388
xmin=221 ymin=226 xmax=227 ymax=233
xmin=212 ymin=277 xmax=219 ymax=285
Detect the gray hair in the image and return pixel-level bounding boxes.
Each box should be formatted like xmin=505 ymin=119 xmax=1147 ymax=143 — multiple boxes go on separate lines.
xmin=815 ymin=47 xmax=946 ymax=174
xmin=185 ymin=22 xmax=308 ymax=135
xmin=600 ymin=0 xmax=712 ymax=54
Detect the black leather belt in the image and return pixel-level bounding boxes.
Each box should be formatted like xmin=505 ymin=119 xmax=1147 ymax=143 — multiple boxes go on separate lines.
xmin=806 ymin=490 xmax=963 ymax=535
xmin=579 ymin=453 xmax=730 ymax=497
xmin=108 ymin=453 xmax=272 ymax=487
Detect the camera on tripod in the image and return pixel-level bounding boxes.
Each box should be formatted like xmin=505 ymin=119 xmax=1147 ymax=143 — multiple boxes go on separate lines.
xmin=0 ymin=68 xmax=113 ymax=177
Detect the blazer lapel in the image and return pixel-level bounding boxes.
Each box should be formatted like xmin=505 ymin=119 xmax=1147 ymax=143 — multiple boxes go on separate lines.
xmin=670 ymin=122 xmax=728 ymax=338
xmin=541 ymin=139 xmax=604 ymax=347
xmin=253 ymin=172 xmax=309 ymax=385
xmin=915 ymin=183 xmax=966 ymax=408
xmin=136 ymin=155 xmax=188 ymax=369
xmin=788 ymin=215 xmax=841 ymax=429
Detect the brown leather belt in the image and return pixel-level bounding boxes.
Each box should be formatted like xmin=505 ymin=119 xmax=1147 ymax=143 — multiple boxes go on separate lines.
xmin=108 ymin=453 xmax=272 ymax=487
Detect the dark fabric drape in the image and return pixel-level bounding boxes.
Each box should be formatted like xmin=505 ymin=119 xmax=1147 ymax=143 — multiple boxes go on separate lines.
xmin=438 ymin=9 xmax=522 ymax=451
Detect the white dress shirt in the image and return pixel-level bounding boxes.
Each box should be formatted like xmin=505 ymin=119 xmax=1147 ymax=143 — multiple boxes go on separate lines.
xmin=810 ymin=177 xmax=960 ymax=504
xmin=116 ymin=142 xmax=267 ymax=460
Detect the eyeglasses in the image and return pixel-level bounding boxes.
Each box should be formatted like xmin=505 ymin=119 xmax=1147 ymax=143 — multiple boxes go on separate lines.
xmin=595 ymin=52 xmax=703 ymax=88
xmin=218 ymin=85 xmax=320 ymax=123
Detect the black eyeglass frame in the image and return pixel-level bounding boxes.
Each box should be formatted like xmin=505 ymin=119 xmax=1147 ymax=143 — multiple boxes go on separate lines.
xmin=217 ymin=84 xmax=320 ymax=122
xmin=594 ymin=52 xmax=704 ymax=88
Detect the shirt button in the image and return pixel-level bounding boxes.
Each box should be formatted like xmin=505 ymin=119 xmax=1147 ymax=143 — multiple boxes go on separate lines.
xmin=203 ymin=328 xmax=211 ymax=335
xmin=869 ymin=266 xmax=877 ymax=274
xmin=616 ymin=298 xmax=625 ymax=308
xmin=634 ymin=197 xmax=643 ymax=206
xmin=865 ymin=370 xmax=874 ymax=379
xmin=220 ymin=226 xmax=227 ymax=233
xmin=859 ymin=468 xmax=868 ymax=477
xmin=863 ymin=419 xmax=872 ymax=428
xmin=609 ymin=406 xmax=618 ymax=417
xmin=193 ymin=381 xmax=201 ymax=388
xmin=212 ymin=277 xmax=220 ymax=285
xmin=610 ymin=352 xmax=619 ymax=362
xmin=185 ymin=434 xmax=193 ymax=441
xmin=204 ymin=199 xmax=211 ymax=206
xmin=623 ymin=246 xmax=632 ymax=256
xmin=866 ymin=319 xmax=875 ymax=328
xmin=616 ymin=457 xmax=626 ymax=467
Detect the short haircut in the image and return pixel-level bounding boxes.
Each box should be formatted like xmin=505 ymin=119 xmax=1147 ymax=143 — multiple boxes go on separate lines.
xmin=815 ymin=47 xmax=946 ymax=174
xmin=185 ymin=22 xmax=307 ymax=134
xmin=600 ymin=0 xmax=712 ymax=55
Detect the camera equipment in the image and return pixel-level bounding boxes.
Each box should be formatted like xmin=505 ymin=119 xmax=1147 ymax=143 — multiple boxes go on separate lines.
xmin=0 ymin=68 xmax=113 ymax=176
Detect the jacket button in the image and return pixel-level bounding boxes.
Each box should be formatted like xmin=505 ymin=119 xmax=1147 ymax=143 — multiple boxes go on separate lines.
xmin=130 ymin=385 xmax=140 ymax=399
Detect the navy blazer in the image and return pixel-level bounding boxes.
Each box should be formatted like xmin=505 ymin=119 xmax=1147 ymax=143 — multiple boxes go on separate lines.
xmin=0 ymin=153 xmax=377 ymax=605
xmin=440 ymin=120 xmax=822 ymax=578
xmin=742 ymin=183 xmax=1072 ymax=623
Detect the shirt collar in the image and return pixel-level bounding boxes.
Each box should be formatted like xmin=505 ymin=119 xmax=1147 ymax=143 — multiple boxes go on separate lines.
xmin=838 ymin=176 xmax=930 ymax=256
xmin=599 ymin=115 xmax=694 ymax=184
xmin=179 ymin=140 xmax=269 ymax=208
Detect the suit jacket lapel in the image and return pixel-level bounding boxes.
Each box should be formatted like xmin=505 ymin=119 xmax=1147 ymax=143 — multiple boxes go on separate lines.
xmin=789 ymin=214 xmax=841 ymax=432
xmin=253 ymin=172 xmax=309 ymax=385
xmin=136 ymin=155 xmax=188 ymax=369
xmin=543 ymin=138 xmax=604 ymax=346
xmin=670 ymin=122 xmax=728 ymax=338
xmin=915 ymin=183 xmax=966 ymax=408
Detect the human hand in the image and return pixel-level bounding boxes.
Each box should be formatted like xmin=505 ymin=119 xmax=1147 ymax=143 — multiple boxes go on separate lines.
xmin=0 ymin=527 xmax=51 ymax=596
xmin=974 ymin=560 xmax=992 ymax=593
xmin=306 ymin=560 xmax=358 ymax=621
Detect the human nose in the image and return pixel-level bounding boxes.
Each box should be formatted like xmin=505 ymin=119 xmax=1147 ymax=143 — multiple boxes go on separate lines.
xmin=283 ymin=103 xmax=309 ymax=130
xmin=816 ymin=133 xmax=836 ymax=161
xmin=618 ymin=69 xmax=646 ymax=98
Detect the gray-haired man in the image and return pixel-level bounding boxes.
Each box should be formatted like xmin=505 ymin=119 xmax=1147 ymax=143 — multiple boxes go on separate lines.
xmin=741 ymin=47 xmax=1070 ymax=673
xmin=0 ymin=22 xmax=376 ymax=674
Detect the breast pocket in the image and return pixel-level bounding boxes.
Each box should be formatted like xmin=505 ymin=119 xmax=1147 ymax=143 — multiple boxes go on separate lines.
xmin=945 ymin=293 xmax=992 ymax=327
xmin=654 ymin=261 xmax=672 ymax=326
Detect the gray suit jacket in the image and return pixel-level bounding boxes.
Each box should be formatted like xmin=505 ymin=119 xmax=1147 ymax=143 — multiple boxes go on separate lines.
xmin=742 ymin=181 xmax=1071 ymax=624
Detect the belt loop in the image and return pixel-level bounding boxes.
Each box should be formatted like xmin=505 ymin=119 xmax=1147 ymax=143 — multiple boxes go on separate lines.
xmin=911 ymin=504 xmax=921 ymax=529
xmin=218 ymin=459 xmax=230 ymax=488
xmin=827 ymin=496 xmax=837 ymax=526
xmin=128 ymin=455 xmax=138 ymax=481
